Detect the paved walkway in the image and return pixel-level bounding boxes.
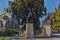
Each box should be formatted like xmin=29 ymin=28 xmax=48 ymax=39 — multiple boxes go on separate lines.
xmin=10 ymin=38 xmax=60 ymax=40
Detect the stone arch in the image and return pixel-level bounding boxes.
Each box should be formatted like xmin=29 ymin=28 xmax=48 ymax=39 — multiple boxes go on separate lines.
xmin=3 ymin=15 xmax=9 ymax=21
xmin=1 ymin=13 xmax=12 ymax=19
xmin=5 ymin=19 xmax=19 ymax=28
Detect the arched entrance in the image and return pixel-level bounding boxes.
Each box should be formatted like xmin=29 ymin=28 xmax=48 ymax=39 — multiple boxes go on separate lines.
xmin=0 ymin=20 xmax=3 ymax=30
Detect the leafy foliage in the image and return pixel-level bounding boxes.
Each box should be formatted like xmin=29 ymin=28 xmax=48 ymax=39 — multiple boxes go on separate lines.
xmin=52 ymin=4 xmax=60 ymax=30
xmin=9 ymin=0 xmax=46 ymax=30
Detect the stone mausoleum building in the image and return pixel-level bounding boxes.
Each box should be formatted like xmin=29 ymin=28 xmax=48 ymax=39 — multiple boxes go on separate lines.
xmin=0 ymin=7 xmax=19 ymax=31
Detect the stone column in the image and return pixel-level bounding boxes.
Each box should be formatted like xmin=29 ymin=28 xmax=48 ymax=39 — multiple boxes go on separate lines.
xmin=26 ymin=23 xmax=34 ymax=38
xmin=2 ymin=20 xmax=6 ymax=29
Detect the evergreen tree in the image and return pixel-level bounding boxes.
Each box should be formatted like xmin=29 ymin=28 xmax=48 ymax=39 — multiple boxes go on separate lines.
xmin=52 ymin=4 xmax=60 ymax=30
xmin=9 ymin=0 xmax=46 ymax=31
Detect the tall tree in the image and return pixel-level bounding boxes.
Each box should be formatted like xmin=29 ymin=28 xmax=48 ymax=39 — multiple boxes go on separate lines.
xmin=9 ymin=0 xmax=46 ymax=31
xmin=52 ymin=4 xmax=60 ymax=30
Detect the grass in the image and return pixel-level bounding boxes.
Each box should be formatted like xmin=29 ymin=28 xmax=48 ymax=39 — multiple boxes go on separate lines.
xmin=0 ymin=36 xmax=10 ymax=40
xmin=0 ymin=36 xmax=15 ymax=40
xmin=5 ymin=28 xmax=19 ymax=32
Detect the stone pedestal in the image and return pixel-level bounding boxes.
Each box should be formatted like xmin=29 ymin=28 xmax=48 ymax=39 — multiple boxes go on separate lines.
xmin=43 ymin=25 xmax=51 ymax=36
xmin=45 ymin=25 xmax=51 ymax=36
xmin=26 ymin=23 xmax=34 ymax=38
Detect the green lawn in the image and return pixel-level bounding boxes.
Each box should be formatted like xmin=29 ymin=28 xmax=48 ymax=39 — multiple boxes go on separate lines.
xmin=0 ymin=36 xmax=15 ymax=40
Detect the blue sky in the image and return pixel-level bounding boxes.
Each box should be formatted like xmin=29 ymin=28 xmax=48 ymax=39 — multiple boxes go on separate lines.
xmin=45 ymin=0 xmax=60 ymax=13
xmin=0 ymin=0 xmax=60 ymax=24
xmin=0 ymin=0 xmax=60 ymax=14
xmin=40 ymin=0 xmax=60 ymax=24
xmin=0 ymin=0 xmax=14 ymax=14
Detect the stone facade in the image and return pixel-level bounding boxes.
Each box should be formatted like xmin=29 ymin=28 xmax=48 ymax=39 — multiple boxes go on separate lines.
xmin=42 ymin=15 xmax=52 ymax=36
xmin=0 ymin=7 xmax=19 ymax=30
